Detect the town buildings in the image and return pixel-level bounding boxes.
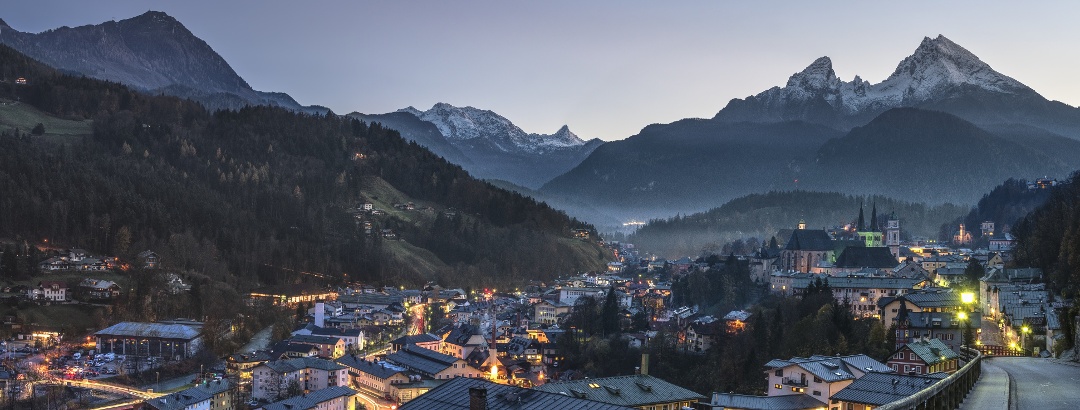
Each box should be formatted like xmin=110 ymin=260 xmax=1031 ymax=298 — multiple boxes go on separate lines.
xmin=251 ymin=358 xmax=349 ymax=401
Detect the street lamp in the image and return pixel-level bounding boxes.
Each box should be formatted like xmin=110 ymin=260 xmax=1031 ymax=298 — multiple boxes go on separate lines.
xmin=960 ymin=292 xmax=975 ymax=305
xmin=1021 ymin=325 xmax=1032 ymax=355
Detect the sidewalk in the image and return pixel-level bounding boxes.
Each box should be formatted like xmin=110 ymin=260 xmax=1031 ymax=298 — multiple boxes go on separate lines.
xmin=958 ymin=359 xmax=1009 ymax=410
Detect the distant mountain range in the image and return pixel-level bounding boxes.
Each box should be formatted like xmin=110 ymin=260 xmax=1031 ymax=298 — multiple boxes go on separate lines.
xmin=7 ymin=11 xmax=1079 ymax=233
xmin=0 ymin=11 xmax=327 ymax=114
xmin=0 ymin=11 xmax=599 ymax=190
xmin=713 ymin=35 xmax=1080 ymax=136
xmin=541 ymin=35 xmax=1080 ymax=227
xmin=353 ymin=103 xmax=603 ymax=189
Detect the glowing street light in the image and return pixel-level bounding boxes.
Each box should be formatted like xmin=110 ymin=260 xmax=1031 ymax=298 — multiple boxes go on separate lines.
xmin=960 ymin=292 xmax=975 ymax=305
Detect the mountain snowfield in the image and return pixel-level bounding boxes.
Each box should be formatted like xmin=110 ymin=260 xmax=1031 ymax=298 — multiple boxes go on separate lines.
xmin=772 ymin=35 xmax=1030 ymax=113
xmin=400 ymin=103 xmax=587 ymax=154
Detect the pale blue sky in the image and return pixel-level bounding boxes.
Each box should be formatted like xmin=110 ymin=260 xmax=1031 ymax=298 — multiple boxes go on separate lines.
xmin=5 ymin=1 xmax=1080 ymax=140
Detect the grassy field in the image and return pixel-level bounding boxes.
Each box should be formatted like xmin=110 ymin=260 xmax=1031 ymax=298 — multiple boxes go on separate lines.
xmin=0 ymin=99 xmax=92 ymax=137
xmin=384 ymin=240 xmax=447 ymax=275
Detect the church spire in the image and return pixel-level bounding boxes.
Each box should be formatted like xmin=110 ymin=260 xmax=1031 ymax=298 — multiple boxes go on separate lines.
xmin=870 ymin=201 xmax=878 ymax=232
xmin=857 ymin=202 xmax=866 ymax=232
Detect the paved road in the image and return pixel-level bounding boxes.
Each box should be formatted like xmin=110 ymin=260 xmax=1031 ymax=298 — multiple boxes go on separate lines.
xmin=964 ymin=357 xmax=1080 ymax=410
xmin=958 ymin=359 xmax=1008 ymax=410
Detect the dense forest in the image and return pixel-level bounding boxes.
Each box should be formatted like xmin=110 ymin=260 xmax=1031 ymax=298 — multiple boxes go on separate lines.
xmin=939 ymin=178 xmax=1054 ymax=246
xmin=1013 ymin=172 xmax=1080 ymax=297
xmin=629 ymin=191 xmax=967 ymax=258
xmin=0 ymin=44 xmax=607 ymax=293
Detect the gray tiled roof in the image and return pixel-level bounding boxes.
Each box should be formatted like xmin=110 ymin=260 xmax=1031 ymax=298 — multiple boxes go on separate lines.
xmin=260 ymin=386 xmax=355 ymax=410
xmin=834 ymin=246 xmax=898 ymax=269
xmin=830 ymin=372 xmax=946 ymax=405
xmin=262 ymin=357 xmax=344 ymax=374
xmin=192 ymin=379 xmax=231 ymax=396
xmin=385 ymin=345 xmax=461 ymax=376
xmin=95 ymin=322 xmax=201 ymax=340
xmin=903 ymin=311 xmax=981 ymax=330
xmin=785 ymin=230 xmax=834 ymax=251
xmin=705 ymin=393 xmax=825 ymax=410
xmin=766 ymin=355 xmax=892 ymax=383
xmin=399 ymin=377 xmax=634 ymax=410
xmin=335 ymin=355 xmax=406 ymax=380
xmin=392 ymin=333 xmax=441 ymax=346
xmin=899 ymin=338 xmax=959 ymax=365
xmin=146 ymin=388 xmax=212 ymax=410
xmin=878 ymin=289 xmax=962 ymax=309
xmin=534 ymin=374 xmax=705 ymax=407
xmin=289 ymin=334 xmax=341 ymax=345
xmin=445 ymin=324 xmax=484 ymax=346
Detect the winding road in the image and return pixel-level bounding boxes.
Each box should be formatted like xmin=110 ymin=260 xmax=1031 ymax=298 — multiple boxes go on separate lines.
xmin=961 ymin=357 xmax=1080 ymax=410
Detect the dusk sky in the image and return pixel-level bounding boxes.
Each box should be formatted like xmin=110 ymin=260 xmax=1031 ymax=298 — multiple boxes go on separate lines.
xmin=6 ymin=1 xmax=1080 ymax=140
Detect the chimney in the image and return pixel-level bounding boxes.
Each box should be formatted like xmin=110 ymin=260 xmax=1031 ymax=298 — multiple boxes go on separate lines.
xmin=640 ymin=353 xmax=649 ymax=376
xmin=469 ymin=387 xmax=488 ymax=410
xmin=315 ymin=301 xmax=325 ymax=328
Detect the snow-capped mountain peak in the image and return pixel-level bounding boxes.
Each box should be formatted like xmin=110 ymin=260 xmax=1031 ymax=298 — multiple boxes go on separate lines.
xmin=786 ymin=56 xmax=840 ymax=90
xmin=880 ymin=35 xmax=1029 ymax=99
xmin=716 ymin=35 xmax=1037 ymax=122
xmin=398 ymin=103 xmax=587 ymax=153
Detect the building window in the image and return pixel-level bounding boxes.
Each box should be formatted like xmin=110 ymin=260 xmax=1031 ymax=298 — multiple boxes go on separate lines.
xmin=775 ymin=384 xmax=781 ymax=389
xmin=813 ymin=390 xmax=821 ymax=396
xmin=774 ymin=370 xmax=782 ymax=377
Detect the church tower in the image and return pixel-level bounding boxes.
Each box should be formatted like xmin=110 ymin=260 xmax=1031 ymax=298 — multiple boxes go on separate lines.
xmin=856 ymin=201 xmax=883 ymax=247
xmin=895 ymin=296 xmax=911 ymax=350
xmin=887 ymin=212 xmax=901 ymax=259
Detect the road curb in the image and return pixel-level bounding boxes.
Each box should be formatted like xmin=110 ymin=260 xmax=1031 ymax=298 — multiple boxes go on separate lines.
xmin=1005 ymin=364 xmax=1017 ymax=410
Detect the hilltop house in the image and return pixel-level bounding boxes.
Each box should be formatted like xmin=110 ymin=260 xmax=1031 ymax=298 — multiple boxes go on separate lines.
xmin=28 ymin=281 xmax=67 ymax=302
xmin=78 ymin=278 xmax=121 ymax=301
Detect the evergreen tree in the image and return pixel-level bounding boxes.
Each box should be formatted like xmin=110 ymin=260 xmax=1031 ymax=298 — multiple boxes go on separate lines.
xmin=600 ymin=286 xmax=620 ymax=336
xmin=963 ymin=258 xmax=985 ymax=288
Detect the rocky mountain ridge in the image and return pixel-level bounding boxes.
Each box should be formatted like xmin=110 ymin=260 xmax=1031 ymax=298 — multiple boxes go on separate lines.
xmin=0 ymin=11 xmax=325 ymax=114
xmin=713 ymin=35 xmax=1070 ymax=133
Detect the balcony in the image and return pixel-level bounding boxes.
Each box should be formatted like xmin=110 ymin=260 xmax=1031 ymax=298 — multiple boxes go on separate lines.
xmin=782 ymin=377 xmax=808 ymax=387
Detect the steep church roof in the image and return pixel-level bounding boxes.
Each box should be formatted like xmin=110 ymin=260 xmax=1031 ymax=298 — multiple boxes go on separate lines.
xmin=785 ymin=229 xmax=834 ymax=251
